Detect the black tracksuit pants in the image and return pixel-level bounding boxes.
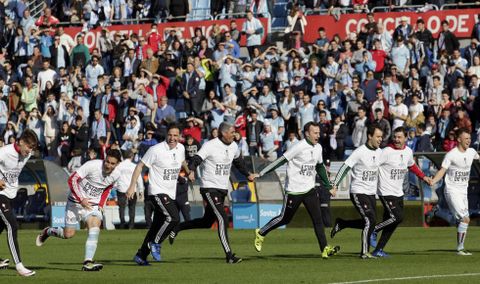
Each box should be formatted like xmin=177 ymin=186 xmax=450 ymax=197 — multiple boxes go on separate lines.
xmin=176 ymin=188 xmax=232 ymax=255
xmin=374 ymin=195 xmax=404 ymax=251
xmin=259 ymin=188 xmax=328 ymax=252
xmin=339 ymin=194 xmax=376 ymax=255
xmin=137 ymin=194 xmax=179 ymax=259
xmin=0 ymin=195 xmax=21 ymax=264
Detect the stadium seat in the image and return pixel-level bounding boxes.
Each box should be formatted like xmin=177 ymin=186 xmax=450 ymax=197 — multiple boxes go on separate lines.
xmin=188 ymin=0 xmax=211 ymax=21
xmin=231 ymin=187 xmax=251 ymax=203
xmin=25 ymin=187 xmax=47 ymax=222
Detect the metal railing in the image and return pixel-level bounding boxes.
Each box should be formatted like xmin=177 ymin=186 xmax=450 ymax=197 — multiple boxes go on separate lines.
xmin=214 ymin=12 xmax=271 ymax=20
xmin=188 ymin=8 xmax=214 ymax=21
xmin=28 ymin=0 xmax=46 ymax=19
xmin=304 ymin=7 xmax=356 ymax=16
xmin=370 ymin=4 xmax=439 ymax=13
xmin=440 ymin=2 xmax=480 ymax=10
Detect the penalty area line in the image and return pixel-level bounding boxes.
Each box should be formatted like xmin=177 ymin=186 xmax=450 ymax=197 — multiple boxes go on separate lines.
xmin=329 ymin=272 xmax=480 ymax=284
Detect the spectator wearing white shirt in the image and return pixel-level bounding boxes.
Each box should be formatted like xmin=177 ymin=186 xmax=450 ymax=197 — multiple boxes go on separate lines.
xmin=382 ymin=73 xmax=402 ymax=106
xmin=121 ymin=117 xmax=139 ymax=151
xmin=85 ymin=56 xmax=105 ymax=89
xmin=390 ymin=94 xmax=408 ymax=130
xmin=37 ymin=59 xmax=57 ymax=93
xmin=297 ymin=93 xmax=315 ymax=134
xmin=242 ymin=10 xmax=263 ymax=59
xmin=391 ymin=36 xmax=411 ymax=76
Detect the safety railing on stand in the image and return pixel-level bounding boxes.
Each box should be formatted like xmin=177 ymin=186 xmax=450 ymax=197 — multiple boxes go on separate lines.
xmin=371 ymin=4 xmax=439 ymax=13
xmin=304 ymin=7 xmax=356 ymax=16
xmin=440 ymin=2 xmax=480 ymax=10
xmin=27 ymin=0 xmax=46 ymax=19
xmin=187 ymin=8 xmax=214 ymax=21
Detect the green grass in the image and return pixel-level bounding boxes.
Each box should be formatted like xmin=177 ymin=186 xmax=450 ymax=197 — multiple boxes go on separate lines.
xmin=2 ymin=227 xmax=480 ymax=283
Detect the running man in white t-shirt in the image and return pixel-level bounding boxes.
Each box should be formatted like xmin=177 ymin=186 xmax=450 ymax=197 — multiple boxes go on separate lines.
xmin=370 ymin=127 xmax=432 ymax=257
xmin=36 ymin=149 xmax=122 ymax=271
xmin=253 ymin=122 xmax=340 ymax=258
xmin=431 ymin=128 xmax=479 ymax=256
xmin=330 ymin=124 xmax=383 ymax=259
xmin=126 ymin=124 xmax=186 ymax=265
xmin=0 ymin=130 xmax=38 ymax=277
xmin=169 ymin=122 xmax=256 ymax=264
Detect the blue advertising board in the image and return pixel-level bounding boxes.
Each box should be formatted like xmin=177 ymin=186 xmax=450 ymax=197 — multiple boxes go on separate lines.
xmin=232 ymin=203 xmax=258 ymax=229
xmin=259 ymin=204 xmax=285 ymax=229
xmin=51 ymin=205 xmax=79 ymax=229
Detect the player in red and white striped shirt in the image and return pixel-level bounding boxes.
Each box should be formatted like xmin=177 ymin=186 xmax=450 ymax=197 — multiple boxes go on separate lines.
xmin=36 ymin=149 xmax=122 ymax=271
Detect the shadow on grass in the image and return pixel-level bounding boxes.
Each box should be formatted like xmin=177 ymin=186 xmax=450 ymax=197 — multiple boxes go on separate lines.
xmin=27 ymin=266 xmax=79 ymax=272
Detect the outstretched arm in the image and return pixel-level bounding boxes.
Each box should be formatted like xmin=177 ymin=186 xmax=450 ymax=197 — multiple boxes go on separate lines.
xmin=431 ymin=167 xmax=447 ymax=185
xmin=258 ymin=156 xmax=288 ymax=177
xmin=232 ymin=156 xmax=257 ymax=181
xmin=332 ymin=163 xmax=351 ymax=188
xmin=408 ymin=163 xmax=432 ymax=185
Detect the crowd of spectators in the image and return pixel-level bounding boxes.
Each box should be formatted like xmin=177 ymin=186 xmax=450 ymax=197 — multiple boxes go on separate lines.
xmin=0 ymin=2 xmax=478 ymax=176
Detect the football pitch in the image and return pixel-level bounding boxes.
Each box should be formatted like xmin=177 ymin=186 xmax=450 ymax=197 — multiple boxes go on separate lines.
xmin=2 ymin=227 xmax=480 ymax=283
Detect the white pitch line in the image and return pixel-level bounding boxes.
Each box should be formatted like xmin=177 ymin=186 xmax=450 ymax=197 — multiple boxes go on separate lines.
xmin=329 ymin=272 xmax=480 ymax=284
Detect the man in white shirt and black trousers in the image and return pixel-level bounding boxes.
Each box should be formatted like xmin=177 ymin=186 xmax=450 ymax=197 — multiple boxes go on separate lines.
xmin=169 ymin=122 xmax=257 ymax=264
xmin=126 ymin=124 xmax=187 ymax=265
xmin=0 ymin=129 xmax=38 ymax=277
xmin=330 ymin=124 xmax=383 ymax=259
xmin=114 ymin=150 xmax=144 ymax=229
xmin=253 ymin=122 xmax=340 ymax=259
xmin=370 ymin=127 xmax=432 ymax=257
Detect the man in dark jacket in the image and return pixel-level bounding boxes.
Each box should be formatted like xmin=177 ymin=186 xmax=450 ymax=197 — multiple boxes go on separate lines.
xmin=437 ymin=20 xmax=459 ymax=56
xmin=393 ymin=16 xmax=413 ymax=42
xmin=180 ymin=63 xmax=201 ymax=115
xmin=415 ymin=19 xmax=433 ymax=49
xmin=246 ymin=109 xmax=263 ymax=156
xmin=373 ymin=108 xmax=391 ymax=148
xmin=50 ymin=35 xmax=70 ymax=69
xmin=71 ymin=115 xmax=89 ymax=157
xmin=416 ymin=123 xmax=434 ymax=152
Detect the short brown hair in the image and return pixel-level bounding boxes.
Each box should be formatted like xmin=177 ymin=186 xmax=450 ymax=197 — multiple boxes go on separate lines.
xmin=20 ymin=129 xmax=39 ymax=149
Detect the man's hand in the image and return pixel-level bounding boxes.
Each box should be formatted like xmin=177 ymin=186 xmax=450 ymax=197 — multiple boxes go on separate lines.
xmin=80 ymin=198 xmax=92 ymax=210
xmin=0 ymin=180 xmax=5 ymax=190
xmin=248 ymin=173 xmax=259 ymax=182
xmin=423 ymin=176 xmax=434 ymax=186
xmin=329 ymin=186 xmax=337 ymax=197
xmin=126 ymin=186 xmax=136 ymax=200
xmin=188 ymin=171 xmax=195 ymax=182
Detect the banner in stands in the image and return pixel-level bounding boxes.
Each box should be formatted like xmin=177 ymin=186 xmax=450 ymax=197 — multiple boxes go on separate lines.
xmin=63 ymin=18 xmax=269 ymax=49
xmin=304 ymin=9 xmax=479 ymax=43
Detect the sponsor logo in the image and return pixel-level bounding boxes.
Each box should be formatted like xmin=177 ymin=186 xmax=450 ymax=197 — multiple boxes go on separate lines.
xmin=235 ymin=214 xmax=256 ymax=223
xmin=260 ymin=209 xmax=280 ymax=218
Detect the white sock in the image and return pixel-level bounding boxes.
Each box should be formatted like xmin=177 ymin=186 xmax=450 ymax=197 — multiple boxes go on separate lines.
xmin=85 ymin=227 xmax=100 ymax=262
xmin=16 ymin=262 xmax=26 ymax=271
xmin=47 ymin=227 xmax=65 ymax=239
xmin=457 ymin=222 xmax=468 ymax=251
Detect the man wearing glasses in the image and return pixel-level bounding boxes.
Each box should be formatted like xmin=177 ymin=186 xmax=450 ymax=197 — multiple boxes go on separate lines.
xmin=50 ymin=35 xmax=70 ymax=70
